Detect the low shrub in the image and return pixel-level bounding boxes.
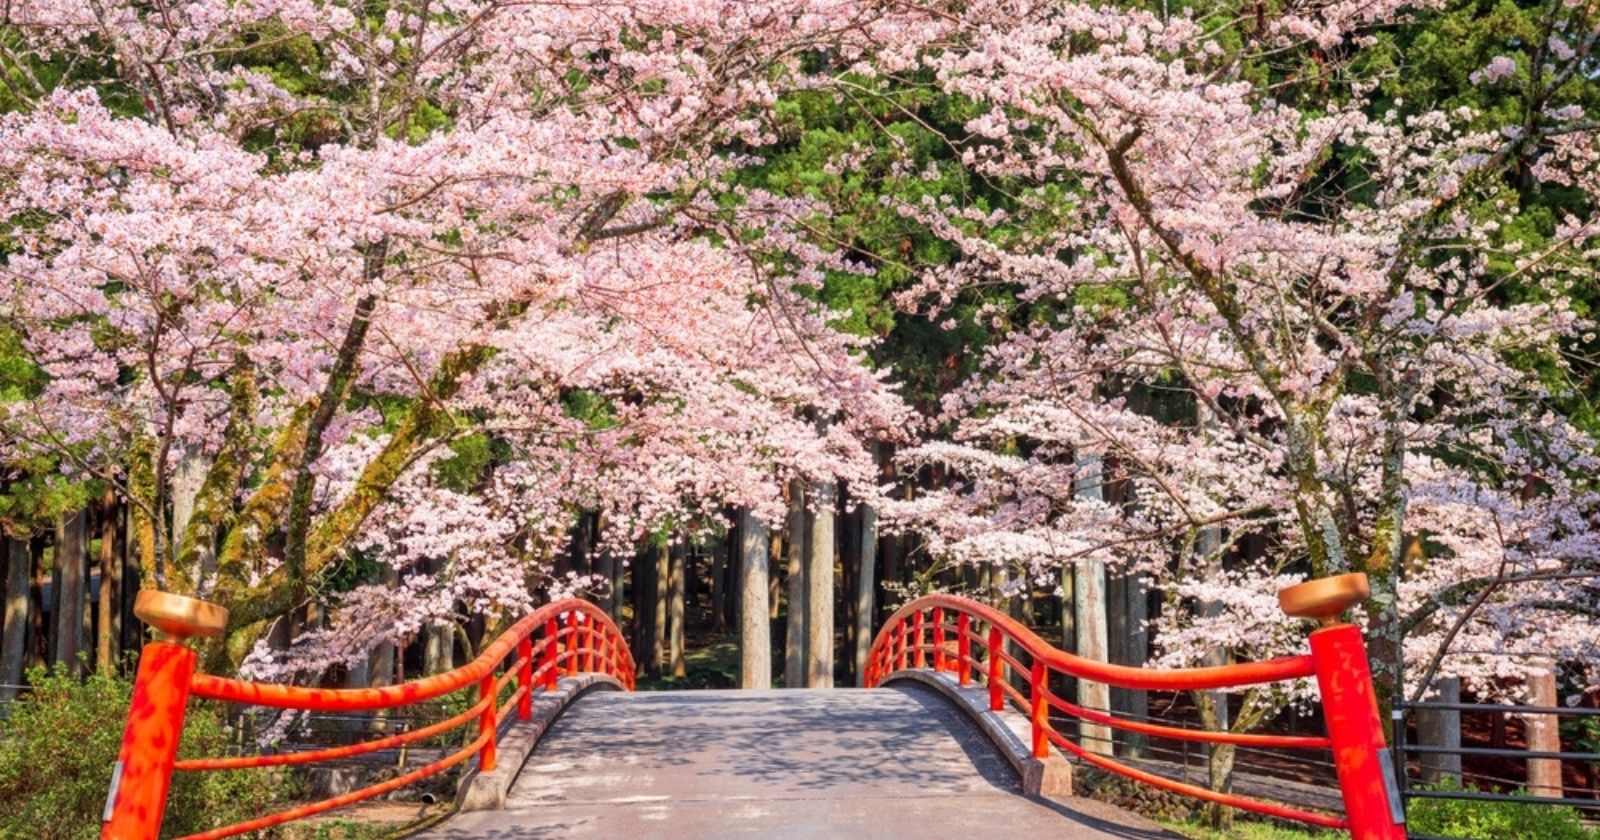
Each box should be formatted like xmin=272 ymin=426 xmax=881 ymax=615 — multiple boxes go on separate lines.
xmin=1405 ymin=783 xmax=1600 ymax=840
xmin=0 ymin=663 xmax=290 ymax=839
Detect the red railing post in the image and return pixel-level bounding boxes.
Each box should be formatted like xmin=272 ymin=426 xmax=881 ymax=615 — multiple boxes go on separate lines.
xmin=516 ymin=637 xmax=534 ymax=720
xmin=585 ymin=620 xmax=597 ymax=672
xmin=1029 ymin=659 xmax=1049 ymax=759
xmin=932 ymin=607 xmax=946 ymax=672
xmin=103 ymin=591 xmax=226 ymax=840
xmin=543 ymin=617 xmax=560 ymax=689
xmin=102 ymin=641 xmax=197 ymax=840
xmin=565 ymin=611 xmax=580 ymax=677
xmin=478 ymin=673 xmax=498 ymax=771
xmin=914 ymin=610 xmax=927 ymax=669
xmin=1281 ymin=573 xmax=1406 ymax=840
xmin=895 ymin=620 xmax=908 ymax=672
xmin=957 ymin=612 xmax=972 ymax=686
xmin=1309 ymin=623 xmax=1406 ymax=840
xmin=987 ymin=624 xmax=1003 ymax=712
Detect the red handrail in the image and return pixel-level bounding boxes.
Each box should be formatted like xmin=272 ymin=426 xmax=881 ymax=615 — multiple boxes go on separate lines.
xmin=102 ymin=598 xmax=635 ymax=840
xmin=865 ymin=593 xmax=1406 ymax=840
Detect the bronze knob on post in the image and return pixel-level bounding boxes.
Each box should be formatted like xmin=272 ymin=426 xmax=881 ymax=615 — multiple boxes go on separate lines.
xmin=133 ymin=590 xmax=229 ymax=643
xmin=1278 ymin=573 xmax=1369 ymax=627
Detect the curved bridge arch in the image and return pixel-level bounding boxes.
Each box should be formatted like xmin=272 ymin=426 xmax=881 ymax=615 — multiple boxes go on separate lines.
xmin=101 ymin=596 xmax=634 ymax=840
xmin=100 ymin=578 xmax=1404 ymax=840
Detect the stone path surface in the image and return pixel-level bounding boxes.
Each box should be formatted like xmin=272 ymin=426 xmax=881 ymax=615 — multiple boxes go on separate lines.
xmin=421 ymin=686 xmax=1178 ymax=839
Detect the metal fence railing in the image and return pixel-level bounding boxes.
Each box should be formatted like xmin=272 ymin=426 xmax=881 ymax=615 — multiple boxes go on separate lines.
xmin=1395 ymin=698 xmax=1600 ymax=840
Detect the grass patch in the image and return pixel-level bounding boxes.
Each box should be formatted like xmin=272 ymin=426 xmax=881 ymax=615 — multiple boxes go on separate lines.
xmin=1157 ymin=818 xmax=1341 ymax=840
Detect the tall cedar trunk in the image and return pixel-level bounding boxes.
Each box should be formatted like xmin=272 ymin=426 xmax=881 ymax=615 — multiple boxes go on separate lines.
xmin=738 ymin=509 xmax=771 ymax=689
xmin=96 ymin=490 xmax=121 ymax=673
xmin=710 ymin=540 xmax=726 ymax=634
xmin=783 ymin=479 xmax=806 ymax=688
xmin=1 ymin=535 xmax=29 ymax=699
xmin=652 ymin=543 xmax=668 ymax=675
xmin=853 ymin=502 xmax=877 ymax=687
xmin=805 ymin=481 xmax=835 ymax=688
xmin=669 ymin=542 xmax=686 ymax=678
xmin=1107 ymin=570 xmax=1149 ymax=756
xmin=28 ymin=541 xmax=45 ymax=668
xmin=54 ymin=508 xmax=87 ymax=676
xmin=1073 ymin=454 xmax=1111 ymax=754
xmin=632 ymin=547 xmax=653 ymax=668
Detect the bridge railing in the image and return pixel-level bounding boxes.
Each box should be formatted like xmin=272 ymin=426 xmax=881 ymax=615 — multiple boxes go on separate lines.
xmin=864 ymin=573 xmax=1406 ymax=840
xmin=101 ymin=592 xmax=635 ymax=840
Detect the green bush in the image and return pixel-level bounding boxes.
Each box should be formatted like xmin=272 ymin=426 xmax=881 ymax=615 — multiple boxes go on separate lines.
xmin=1406 ymin=783 xmax=1600 ymax=840
xmin=0 ymin=663 xmax=290 ymax=839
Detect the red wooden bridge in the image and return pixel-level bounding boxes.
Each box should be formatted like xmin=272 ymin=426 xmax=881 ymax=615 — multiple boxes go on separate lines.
xmin=99 ymin=574 xmax=1406 ymax=839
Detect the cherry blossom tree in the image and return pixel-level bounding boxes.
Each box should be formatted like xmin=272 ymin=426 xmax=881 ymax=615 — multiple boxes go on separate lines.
xmin=867 ymin=0 xmax=1600 ymax=809
xmin=0 ymin=0 xmax=921 ymax=670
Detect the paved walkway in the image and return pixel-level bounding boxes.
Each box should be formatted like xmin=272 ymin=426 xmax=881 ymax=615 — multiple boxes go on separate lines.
xmin=423 ymin=686 xmax=1177 ymax=839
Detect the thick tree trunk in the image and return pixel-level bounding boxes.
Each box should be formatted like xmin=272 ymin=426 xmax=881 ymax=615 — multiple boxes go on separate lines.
xmin=1 ymin=536 xmax=29 ymax=701
xmin=652 ymin=543 xmax=668 ymax=675
xmin=739 ymin=509 xmax=771 ymax=689
xmin=97 ymin=490 xmax=122 ymax=673
xmin=54 ymin=508 xmax=88 ymax=676
xmin=806 ymin=481 xmax=836 ymax=688
xmin=784 ymin=479 xmax=806 ymax=688
xmin=1073 ymin=455 xmax=1111 ymax=755
xmin=1418 ymin=677 xmax=1462 ymax=784
xmin=669 ymin=542 xmax=687 ymax=678
xmin=853 ymin=502 xmax=877 ymax=687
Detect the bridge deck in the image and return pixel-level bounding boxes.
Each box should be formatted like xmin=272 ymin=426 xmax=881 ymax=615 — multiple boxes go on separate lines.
xmin=422 ymin=686 xmax=1177 ymax=839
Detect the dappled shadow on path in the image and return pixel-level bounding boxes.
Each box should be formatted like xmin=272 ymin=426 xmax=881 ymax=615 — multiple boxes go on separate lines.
xmin=419 ymin=686 xmax=1180 ymax=839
